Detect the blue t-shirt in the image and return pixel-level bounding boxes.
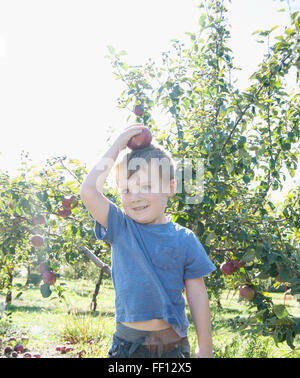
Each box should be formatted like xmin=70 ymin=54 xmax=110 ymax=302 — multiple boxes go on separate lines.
xmin=94 ymin=200 xmax=216 ymax=337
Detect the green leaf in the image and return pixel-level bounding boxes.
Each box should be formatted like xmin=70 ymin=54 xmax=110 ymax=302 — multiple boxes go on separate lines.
xmin=241 ymin=249 xmax=255 ymax=263
xmin=107 ymin=45 xmax=115 ymax=55
xmin=279 ymin=268 xmax=290 ymax=282
xmin=286 ymin=330 xmax=295 ymax=349
xmin=15 ymin=292 xmax=23 ymax=299
xmin=273 ymin=304 xmax=289 ymax=319
xmin=40 ymin=283 xmax=52 ymax=298
xmin=197 ymin=221 xmax=205 ymax=236
xmin=27 ymin=273 xmax=42 ymax=285
xmin=238 ymin=229 xmax=248 ymax=242
xmin=242 ymin=175 xmax=251 ymax=184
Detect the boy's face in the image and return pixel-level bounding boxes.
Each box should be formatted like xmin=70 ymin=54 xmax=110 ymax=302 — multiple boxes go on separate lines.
xmin=117 ymin=160 xmax=176 ymax=224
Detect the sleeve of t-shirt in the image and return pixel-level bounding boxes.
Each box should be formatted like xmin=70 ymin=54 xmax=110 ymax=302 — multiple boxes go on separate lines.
xmin=183 ymin=232 xmax=216 ymax=279
xmin=94 ymin=201 xmax=126 ymax=244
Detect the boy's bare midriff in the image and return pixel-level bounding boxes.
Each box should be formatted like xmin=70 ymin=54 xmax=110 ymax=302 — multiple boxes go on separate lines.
xmin=121 ymin=319 xmax=171 ymax=331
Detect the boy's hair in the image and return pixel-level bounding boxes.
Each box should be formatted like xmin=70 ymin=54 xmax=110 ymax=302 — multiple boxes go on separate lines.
xmin=115 ymin=143 xmax=176 ymax=187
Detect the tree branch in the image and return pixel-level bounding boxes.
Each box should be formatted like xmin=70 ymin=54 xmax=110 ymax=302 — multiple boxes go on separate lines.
xmin=77 ymin=241 xmax=111 ymax=276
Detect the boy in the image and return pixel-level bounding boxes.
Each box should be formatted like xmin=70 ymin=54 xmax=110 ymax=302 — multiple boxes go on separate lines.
xmin=80 ymin=124 xmax=216 ymax=358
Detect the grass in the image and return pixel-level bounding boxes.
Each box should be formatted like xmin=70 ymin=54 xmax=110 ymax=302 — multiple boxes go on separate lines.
xmin=0 ymin=274 xmax=299 ymax=358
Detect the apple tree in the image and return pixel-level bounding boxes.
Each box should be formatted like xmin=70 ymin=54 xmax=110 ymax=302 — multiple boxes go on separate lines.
xmin=105 ymin=0 xmax=300 ymax=348
xmin=0 ymin=153 xmax=113 ymax=306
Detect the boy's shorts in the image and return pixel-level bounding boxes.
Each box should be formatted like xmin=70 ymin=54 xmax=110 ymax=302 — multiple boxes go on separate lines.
xmin=107 ymin=323 xmax=190 ymax=358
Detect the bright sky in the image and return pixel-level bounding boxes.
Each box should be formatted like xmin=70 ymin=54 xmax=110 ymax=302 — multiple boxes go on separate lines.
xmin=0 ymin=0 xmax=299 ymax=203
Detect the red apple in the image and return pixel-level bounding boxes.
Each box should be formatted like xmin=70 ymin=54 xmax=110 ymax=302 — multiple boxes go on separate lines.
xmin=134 ymin=104 xmax=144 ymax=117
xmin=4 ymin=346 xmax=12 ymax=353
xmin=57 ymin=208 xmax=72 ymax=217
xmin=231 ymin=259 xmax=245 ymax=269
xmin=38 ymin=262 xmax=48 ymax=274
xmin=220 ymin=261 xmax=236 ymax=275
xmin=239 ymin=285 xmax=255 ymax=301
xmin=32 ymin=214 xmax=46 ymax=225
xmin=78 ymin=350 xmax=86 ymax=358
xmin=23 ymin=353 xmax=32 ymax=358
xmin=127 ymin=126 xmax=152 ymax=150
xmin=33 ymin=353 xmax=41 ymax=358
xmin=57 ymin=208 xmax=72 ymax=218
xmin=14 ymin=344 xmax=24 ymax=353
xmin=62 ymin=196 xmax=77 ymax=210
xmin=11 ymin=351 xmax=18 ymax=358
xmin=42 ymin=270 xmax=56 ymax=286
xmin=31 ymin=235 xmax=44 ymax=248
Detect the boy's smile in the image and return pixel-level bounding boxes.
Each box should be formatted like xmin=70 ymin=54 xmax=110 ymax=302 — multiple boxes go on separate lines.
xmin=117 ymin=160 xmax=176 ymax=225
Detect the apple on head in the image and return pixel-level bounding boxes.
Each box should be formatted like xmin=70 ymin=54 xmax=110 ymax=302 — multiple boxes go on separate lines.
xmin=127 ymin=126 xmax=152 ymax=150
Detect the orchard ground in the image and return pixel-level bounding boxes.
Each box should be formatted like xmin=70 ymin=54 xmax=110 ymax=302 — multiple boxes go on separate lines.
xmin=0 ymin=266 xmax=299 ymax=358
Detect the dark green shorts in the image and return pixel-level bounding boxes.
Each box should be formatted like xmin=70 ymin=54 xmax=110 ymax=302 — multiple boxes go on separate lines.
xmin=107 ymin=323 xmax=190 ymax=358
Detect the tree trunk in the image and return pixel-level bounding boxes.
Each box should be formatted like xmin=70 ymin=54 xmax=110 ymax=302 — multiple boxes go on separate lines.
xmin=25 ymin=265 xmax=31 ymax=286
xmin=90 ymin=268 xmax=104 ymax=312
xmin=5 ymin=271 xmax=13 ymax=304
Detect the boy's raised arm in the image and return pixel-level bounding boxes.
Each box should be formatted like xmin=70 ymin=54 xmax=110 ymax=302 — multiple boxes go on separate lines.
xmin=80 ymin=125 xmax=143 ymax=228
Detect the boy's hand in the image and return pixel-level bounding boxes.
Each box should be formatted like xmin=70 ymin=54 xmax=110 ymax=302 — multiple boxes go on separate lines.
xmin=114 ymin=124 xmax=144 ymax=151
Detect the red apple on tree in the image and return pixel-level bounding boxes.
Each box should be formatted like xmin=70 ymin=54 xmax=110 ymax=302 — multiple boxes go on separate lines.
xmin=31 ymin=235 xmax=44 ymax=248
xmin=62 ymin=195 xmax=78 ymax=210
xmin=134 ymin=104 xmax=144 ymax=117
xmin=239 ymin=285 xmax=255 ymax=301
xmin=220 ymin=261 xmax=236 ymax=275
xmin=38 ymin=262 xmax=48 ymax=274
xmin=127 ymin=126 xmax=152 ymax=150
xmin=42 ymin=270 xmax=56 ymax=286
xmin=231 ymin=259 xmax=245 ymax=269
xmin=32 ymin=214 xmax=46 ymax=225
xmin=57 ymin=208 xmax=72 ymax=217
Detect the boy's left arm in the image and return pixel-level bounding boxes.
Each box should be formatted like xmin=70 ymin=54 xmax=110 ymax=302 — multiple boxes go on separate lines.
xmin=184 ymin=277 xmax=213 ymax=358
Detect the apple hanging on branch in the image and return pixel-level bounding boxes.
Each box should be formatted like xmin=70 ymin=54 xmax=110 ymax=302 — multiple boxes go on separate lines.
xmin=62 ymin=195 xmax=78 ymax=210
xmin=239 ymin=285 xmax=256 ymax=301
xmin=42 ymin=270 xmax=56 ymax=286
xmin=31 ymin=214 xmax=46 ymax=226
xmin=134 ymin=104 xmax=144 ymax=117
xmin=220 ymin=261 xmax=236 ymax=275
xmin=127 ymin=125 xmax=152 ymax=150
xmin=56 ymin=195 xmax=78 ymax=218
xmin=57 ymin=208 xmax=72 ymax=218
xmin=31 ymin=234 xmax=44 ymax=248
